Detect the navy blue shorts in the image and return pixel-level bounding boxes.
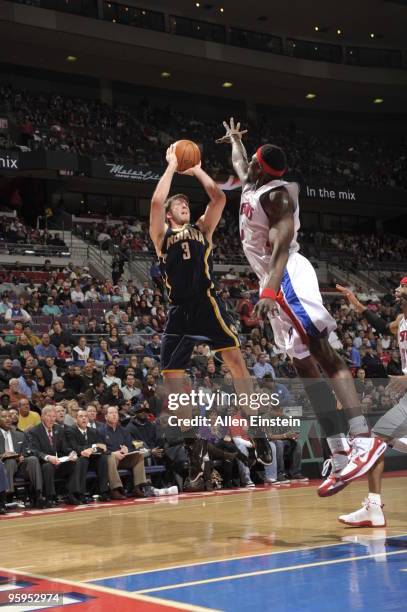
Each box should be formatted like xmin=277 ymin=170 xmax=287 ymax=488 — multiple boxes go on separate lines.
xmin=161 ymin=292 xmax=240 ymax=372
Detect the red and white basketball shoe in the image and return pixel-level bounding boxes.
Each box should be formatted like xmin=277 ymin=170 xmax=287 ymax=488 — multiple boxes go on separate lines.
xmin=340 ymin=437 xmax=387 ymax=483
xmin=317 ymin=452 xmax=349 ymax=497
xmin=338 ymin=498 xmax=386 ymax=528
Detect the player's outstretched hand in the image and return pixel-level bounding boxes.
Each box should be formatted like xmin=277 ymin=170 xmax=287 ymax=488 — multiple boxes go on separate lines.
xmin=166 ymin=144 xmax=178 ymax=169
xmin=254 ymin=297 xmax=277 ymax=319
xmin=335 ymin=284 xmax=365 ymax=313
xmin=215 ymin=117 xmax=248 ymax=144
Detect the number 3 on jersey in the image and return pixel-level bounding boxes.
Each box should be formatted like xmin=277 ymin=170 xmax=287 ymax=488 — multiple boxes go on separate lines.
xmin=181 ymin=241 xmax=191 ymax=260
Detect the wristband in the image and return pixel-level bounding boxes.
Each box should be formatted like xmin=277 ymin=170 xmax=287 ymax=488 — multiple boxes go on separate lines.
xmin=260 ymin=288 xmax=278 ymax=300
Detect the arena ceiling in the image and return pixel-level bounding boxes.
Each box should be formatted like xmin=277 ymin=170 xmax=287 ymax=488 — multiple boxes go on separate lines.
xmin=154 ymin=0 xmax=407 ymax=47
xmin=0 ymin=0 xmax=406 ymax=114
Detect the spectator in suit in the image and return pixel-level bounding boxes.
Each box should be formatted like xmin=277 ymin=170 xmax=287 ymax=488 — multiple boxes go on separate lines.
xmin=8 ymin=408 xmax=20 ymax=431
xmin=55 ymin=404 xmax=67 ymax=427
xmin=65 ymin=410 xmax=110 ymax=502
xmin=103 ymin=405 xmax=147 ymax=499
xmin=0 ymin=408 xmax=44 ymax=506
xmin=86 ymin=404 xmax=105 ymax=433
xmin=17 ymin=398 xmax=41 ymax=431
xmin=27 ymin=405 xmax=82 ymax=506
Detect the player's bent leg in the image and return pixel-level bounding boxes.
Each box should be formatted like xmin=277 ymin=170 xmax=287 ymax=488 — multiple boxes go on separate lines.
xmin=308 ymin=335 xmax=386 ymax=484
xmin=293 ymin=354 xmax=350 ymax=497
xmin=220 ymin=347 xmax=272 ymax=466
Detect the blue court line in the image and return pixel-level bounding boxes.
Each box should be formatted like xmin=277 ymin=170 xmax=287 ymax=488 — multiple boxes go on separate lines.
xmin=152 ymin=551 xmax=407 ymax=612
xmin=91 ymin=535 xmax=407 ymax=593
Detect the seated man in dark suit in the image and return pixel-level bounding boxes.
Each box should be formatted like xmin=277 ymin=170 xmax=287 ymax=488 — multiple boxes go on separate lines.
xmin=103 ymin=405 xmax=147 ymax=500
xmin=86 ymin=404 xmax=105 ymax=434
xmin=27 ymin=405 xmax=82 ymax=506
xmin=0 ymin=408 xmax=44 ymax=507
xmin=65 ymin=409 xmax=110 ymax=502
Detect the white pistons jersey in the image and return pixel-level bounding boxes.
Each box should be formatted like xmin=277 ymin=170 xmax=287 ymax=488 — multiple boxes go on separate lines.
xmin=398 ymin=316 xmax=407 ymax=374
xmin=239 ymin=180 xmax=300 ymax=291
xmin=238 ymin=178 xmax=336 ymax=360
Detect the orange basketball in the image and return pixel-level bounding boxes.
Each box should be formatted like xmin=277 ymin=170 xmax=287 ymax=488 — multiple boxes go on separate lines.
xmin=174 ymin=139 xmax=201 ymax=172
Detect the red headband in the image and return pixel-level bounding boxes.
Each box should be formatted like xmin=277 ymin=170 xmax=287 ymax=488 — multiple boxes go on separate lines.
xmin=400 ymin=277 xmax=407 ymax=285
xmin=256 ymin=147 xmax=286 ymax=178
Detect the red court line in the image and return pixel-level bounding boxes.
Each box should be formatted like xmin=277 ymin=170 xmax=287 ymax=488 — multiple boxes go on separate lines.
xmin=0 ymin=568 xmax=181 ymax=611
xmin=1 ymin=470 xmax=405 ymax=522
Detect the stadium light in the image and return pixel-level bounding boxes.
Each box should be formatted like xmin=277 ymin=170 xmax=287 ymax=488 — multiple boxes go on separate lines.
xmin=306 ymin=93 xmax=316 ymax=99
xmin=222 ymin=82 xmax=233 ymax=88
xmin=161 ymin=72 xmax=171 ymax=78
xmin=65 ymin=56 xmax=77 ymax=62
xmin=314 ymin=26 xmax=319 ymax=32
xmin=337 ymin=29 xmax=342 ymax=35
xmin=373 ymin=98 xmax=384 ymax=104
xmin=370 ymin=33 xmax=375 ymax=38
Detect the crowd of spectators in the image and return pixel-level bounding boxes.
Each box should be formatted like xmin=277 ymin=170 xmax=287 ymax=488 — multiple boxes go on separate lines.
xmin=301 ymin=231 xmax=407 ymax=268
xmin=0 ymin=248 xmax=404 ymax=513
xmin=75 ymin=210 xmax=407 ymax=275
xmin=1 ymin=84 xmax=406 ymax=190
xmin=0 ymin=216 xmax=68 ymax=256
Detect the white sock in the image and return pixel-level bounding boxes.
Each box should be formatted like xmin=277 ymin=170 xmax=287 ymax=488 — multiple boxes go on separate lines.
xmin=368 ymin=492 xmax=382 ymax=505
xmin=391 ymin=437 xmax=407 ymax=453
xmin=348 ymin=416 xmax=369 ymax=436
xmin=327 ymin=434 xmax=350 ymax=454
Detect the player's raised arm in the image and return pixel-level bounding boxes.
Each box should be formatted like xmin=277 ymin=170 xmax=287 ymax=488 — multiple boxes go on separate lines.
xmin=254 ymin=189 xmax=295 ymax=317
xmin=216 ymin=117 xmax=249 ymax=184
xmin=149 ymin=145 xmax=178 ymax=254
xmin=182 ymin=164 xmax=226 ymax=240
xmin=335 ymin=284 xmax=402 ymax=335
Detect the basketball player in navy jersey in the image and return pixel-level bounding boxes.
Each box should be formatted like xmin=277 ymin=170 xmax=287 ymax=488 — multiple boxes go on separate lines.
xmin=149 ymin=144 xmax=272 ymax=468
xmin=217 ymin=118 xmax=386 ymax=493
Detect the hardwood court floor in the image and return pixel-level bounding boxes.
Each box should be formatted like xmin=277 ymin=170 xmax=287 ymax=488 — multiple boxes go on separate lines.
xmin=1 ymin=475 xmax=406 ymax=585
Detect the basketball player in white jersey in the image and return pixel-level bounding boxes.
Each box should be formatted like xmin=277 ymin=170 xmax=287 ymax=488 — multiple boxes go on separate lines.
xmin=217 ymin=118 xmax=386 ymax=494
xmin=335 ymin=280 xmax=407 ymax=527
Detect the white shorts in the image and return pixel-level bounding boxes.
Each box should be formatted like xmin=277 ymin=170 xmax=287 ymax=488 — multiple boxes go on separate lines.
xmin=264 ymin=252 xmax=336 ymax=360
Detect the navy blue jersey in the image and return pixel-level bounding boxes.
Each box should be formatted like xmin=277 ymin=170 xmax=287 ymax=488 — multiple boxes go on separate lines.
xmin=160 ymin=224 xmax=214 ymax=304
